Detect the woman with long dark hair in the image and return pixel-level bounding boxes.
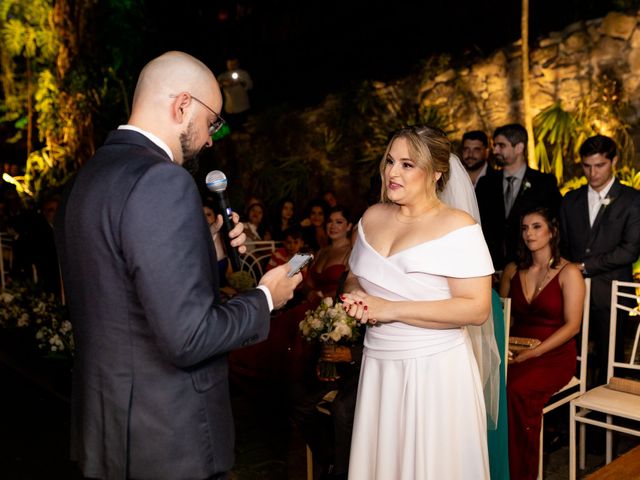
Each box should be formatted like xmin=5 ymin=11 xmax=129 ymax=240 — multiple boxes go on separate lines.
xmin=499 ymin=206 xmax=584 ymax=480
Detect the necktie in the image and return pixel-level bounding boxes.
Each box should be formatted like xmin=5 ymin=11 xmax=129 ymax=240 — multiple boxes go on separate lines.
xmin=504 ymin=176 xmax=516 ymax=217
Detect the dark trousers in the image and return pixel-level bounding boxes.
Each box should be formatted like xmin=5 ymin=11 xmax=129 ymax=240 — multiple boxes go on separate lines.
xmin=290 ymin=373 xmax=358 ymax=475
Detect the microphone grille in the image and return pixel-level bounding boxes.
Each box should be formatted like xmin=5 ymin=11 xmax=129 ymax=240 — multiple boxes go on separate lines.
xmin=205 ymin=170 xmax=228 ymax=192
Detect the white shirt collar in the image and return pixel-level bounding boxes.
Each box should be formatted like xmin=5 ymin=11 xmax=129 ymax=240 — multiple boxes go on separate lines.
xmin=503 ymin=163 xmax=527 ymax=181
xmin=587 ymin=176 xmax=615 ymax=199
xmin=118 ymin=125 xmax=174 ymax=162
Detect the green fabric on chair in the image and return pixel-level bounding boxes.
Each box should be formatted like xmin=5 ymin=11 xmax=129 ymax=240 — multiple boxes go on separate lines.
xmin=487 ymin=289 xmax=510 ymax=480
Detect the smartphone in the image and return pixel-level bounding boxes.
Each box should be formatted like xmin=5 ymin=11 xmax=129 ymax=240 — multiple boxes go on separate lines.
xmin=287 ymin=253 xmax=314 ymax=277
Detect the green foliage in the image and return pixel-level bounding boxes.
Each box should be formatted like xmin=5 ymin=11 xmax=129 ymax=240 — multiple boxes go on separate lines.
xmin=534 ymin=75 xmax=635 ymax=187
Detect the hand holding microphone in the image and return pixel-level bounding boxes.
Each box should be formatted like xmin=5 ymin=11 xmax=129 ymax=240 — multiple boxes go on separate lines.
xmin=205 ymin=170 xmax=242 ymax=271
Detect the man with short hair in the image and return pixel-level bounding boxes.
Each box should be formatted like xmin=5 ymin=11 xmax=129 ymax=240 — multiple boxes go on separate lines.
xmin=476 ymin=123 xmax=562 ymax=271
xmin=559 ymin=134 xmax=640 ymax=386
xmin=55 ymin=51 xmax=301 ymax=480
xmin=461 ymin=130 xmax=492 ymax=187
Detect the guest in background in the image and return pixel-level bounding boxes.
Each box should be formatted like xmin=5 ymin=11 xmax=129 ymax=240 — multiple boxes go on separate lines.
xmin=499 ymin=206 xmax=584 ymax=480
xmin=230 ymin=205 xmax=353 ymax=384
xmin=301 ymin=198 xmax=329 ymax=254
xmin=559 ymin=134 xmax=640 ymax=386
xmin=266 ymin=227 xmax=305 ymax=272
xmin=243 ymin=201 xmax=271 ymax=244
xmin=476 ymin=123 xmax=561 ymax=271
xmin=460 ymin=130 xmax=493 ymax=188
xmin=322 ymin=189 xmax=338 ymax=208
xmin=270 ymin=197 xmax=298 ymax=241
xmin=217 ymin=58 xmax=252 ymax=131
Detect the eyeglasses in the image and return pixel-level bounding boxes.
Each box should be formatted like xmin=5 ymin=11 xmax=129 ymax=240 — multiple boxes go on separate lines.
xmin=171 ymin=93 xmax=225 ymax=136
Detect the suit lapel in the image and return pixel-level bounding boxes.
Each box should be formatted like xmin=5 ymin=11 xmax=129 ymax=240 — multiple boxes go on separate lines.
xmin=506 ymin=168 xmax=529 ymax=221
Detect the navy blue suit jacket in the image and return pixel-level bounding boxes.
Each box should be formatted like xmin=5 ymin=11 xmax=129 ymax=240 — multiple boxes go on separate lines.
xmin=55 ymin=130 xmax=270 ymax=480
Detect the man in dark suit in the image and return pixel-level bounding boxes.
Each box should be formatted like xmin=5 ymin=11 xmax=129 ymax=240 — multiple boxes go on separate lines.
xmin=55 ymin=51 xmax=302 ymax=480
xmin=476 ymin=123 xmax=562 ymax=271
xmin=559 ymin=135 xmax=640 ymax=386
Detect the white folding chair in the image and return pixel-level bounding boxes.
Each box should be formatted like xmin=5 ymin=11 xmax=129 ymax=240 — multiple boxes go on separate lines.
xmin=239 ymin=241 xmax=282 ymax=284
xmin=569 ymin=280 xmax=640 ymax=479
xmin=536 ymin=278 xmax=590 ymax=479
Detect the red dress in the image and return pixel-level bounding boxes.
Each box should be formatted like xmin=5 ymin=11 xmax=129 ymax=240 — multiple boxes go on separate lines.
xmin=229 ymin=264 xmax=347 ymax=383
xmin=507 ymin=270 xmax=576 ymax=480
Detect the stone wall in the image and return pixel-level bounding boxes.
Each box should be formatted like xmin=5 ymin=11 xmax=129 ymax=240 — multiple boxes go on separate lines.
xmin=416 ymin=11 xmax=640 ymax=140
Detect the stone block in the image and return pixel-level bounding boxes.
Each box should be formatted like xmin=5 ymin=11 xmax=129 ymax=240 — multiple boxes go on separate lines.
xmin=592 ymin=36 xmax=627 ymax=64
xmin=434 ymin=69 xmax=456 ymax=83
xmin=561 ymin=32 xmax=591 ymax=54
xmin=631 ymin=28 xmax=640 ymax=48
xmin=531 ymin=45 xmax=558 ymax=66
xmin=602 ymin=12 xmax=637 ymax=41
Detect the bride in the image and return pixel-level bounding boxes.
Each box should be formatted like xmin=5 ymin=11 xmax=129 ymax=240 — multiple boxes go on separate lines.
xmin=341 ymin=125 xmax=495 ymax=479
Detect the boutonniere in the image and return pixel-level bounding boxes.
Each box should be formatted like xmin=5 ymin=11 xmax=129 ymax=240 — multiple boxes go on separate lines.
xmin=522 ymin=179 xmax=532 ymax=192
xmin=601 ymin=195 xmax=613 ymax=207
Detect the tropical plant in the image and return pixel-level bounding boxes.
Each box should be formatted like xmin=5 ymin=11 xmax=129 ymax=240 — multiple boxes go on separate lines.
xmin=0 ymin=0 xmax=98 ymax=203
xmin=535 ymin=74 xmax=636 ymax=187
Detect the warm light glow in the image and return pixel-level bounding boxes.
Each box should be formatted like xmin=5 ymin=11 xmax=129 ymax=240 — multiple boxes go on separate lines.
xmin=2 ymin=173 xmax=32 ymax=196
xmin=2 ymin=173 xmax=17 ymax=185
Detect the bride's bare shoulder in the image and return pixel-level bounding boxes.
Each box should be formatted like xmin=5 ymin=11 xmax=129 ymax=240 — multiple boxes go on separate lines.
xmin=361 ymin=203 xmax=395 ymax=227
xmin=436 ymin=204 xmax=477 ymax=231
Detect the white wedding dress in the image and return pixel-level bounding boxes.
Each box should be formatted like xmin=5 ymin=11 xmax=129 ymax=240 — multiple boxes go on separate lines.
xmin=348 ymin=221 xmax=493 ymax=480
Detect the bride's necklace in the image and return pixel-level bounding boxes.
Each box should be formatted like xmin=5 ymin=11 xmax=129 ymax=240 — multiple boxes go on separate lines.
xmin=394 ymin=200 xmax=440 ymax=224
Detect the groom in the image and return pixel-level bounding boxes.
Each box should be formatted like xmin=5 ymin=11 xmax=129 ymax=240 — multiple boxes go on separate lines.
xmin=55 ymin=51 xmax=301 ymax=480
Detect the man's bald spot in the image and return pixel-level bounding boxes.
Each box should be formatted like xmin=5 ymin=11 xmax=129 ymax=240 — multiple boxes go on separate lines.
xmin=133 ymin=51 xmax=219 ymax=105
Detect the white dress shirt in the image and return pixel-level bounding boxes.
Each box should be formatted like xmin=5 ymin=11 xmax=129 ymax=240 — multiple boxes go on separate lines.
xmin=587 ymin=176 xmax=615 ymax=226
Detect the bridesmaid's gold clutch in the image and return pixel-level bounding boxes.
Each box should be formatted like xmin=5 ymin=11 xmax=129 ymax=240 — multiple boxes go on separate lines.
xmin=508 ymin=336 xmax=541 ymax=352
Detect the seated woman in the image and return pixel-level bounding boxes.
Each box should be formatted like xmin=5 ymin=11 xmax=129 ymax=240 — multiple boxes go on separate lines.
xmin=300 ymin=198 xmax=329 ymax=254
xmin=499 ymin=206 xmax=585 ymax=480
xmin=270 ymin=197 xmax=298 ymax=241
xmin=230 ymin=205 xmax=354 ymax=384
xmin=243 ymin=201 xmax=271 ymax=245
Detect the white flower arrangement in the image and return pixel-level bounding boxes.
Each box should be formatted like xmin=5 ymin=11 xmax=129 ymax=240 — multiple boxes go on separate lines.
xmin=299 ymin=296 xmax=361 ymax=380
xmin=299 ymin=296 xmax=360 ymax=345
xmin=0 ymin=281 xmax=74 ymax=358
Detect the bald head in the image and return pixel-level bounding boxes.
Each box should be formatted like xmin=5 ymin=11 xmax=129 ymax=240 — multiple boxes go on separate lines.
xmin=128 ymin=51 xmax=223 ymax=164
xmin=132 ymin=51 xmax=218 ymax=112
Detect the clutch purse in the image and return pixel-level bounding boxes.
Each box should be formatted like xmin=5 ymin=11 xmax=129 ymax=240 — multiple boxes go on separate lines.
xmin=509 ymin=336 xmax=541 ymax=352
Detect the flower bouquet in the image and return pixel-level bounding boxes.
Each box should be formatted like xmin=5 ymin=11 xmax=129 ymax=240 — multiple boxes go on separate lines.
xmin=299 ymin=296 xmax=361 ymax=381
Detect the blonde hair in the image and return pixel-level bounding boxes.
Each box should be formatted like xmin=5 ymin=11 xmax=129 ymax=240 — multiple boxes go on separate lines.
xmin=379 ymin=125 xmax=451 ymax=203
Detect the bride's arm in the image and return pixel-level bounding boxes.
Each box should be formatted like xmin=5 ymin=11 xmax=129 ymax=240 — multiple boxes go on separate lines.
xmin=342 ymin=275 xmax=492 ymax=328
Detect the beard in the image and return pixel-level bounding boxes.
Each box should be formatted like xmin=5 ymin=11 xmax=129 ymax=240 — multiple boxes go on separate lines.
xmin=463 ymin=158 xmax=486 ymax=172
xmin=180 ymin=121 xmax=204 ymax=175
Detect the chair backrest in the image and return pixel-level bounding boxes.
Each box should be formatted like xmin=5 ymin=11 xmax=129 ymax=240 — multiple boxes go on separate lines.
xmin=607 ymin=280 xmax=640 ymax=382
xmin=240 ymin=241 xmax=283 ymax=284
xmin=500 ymin=296 xmax=511 ymax=378
xmin=576 ymin=278 xmax=591 ymax=394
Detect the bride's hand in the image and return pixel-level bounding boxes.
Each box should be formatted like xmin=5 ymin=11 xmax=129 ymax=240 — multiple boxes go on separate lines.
xmin=340 ymin=291 xmax=387 ymax=325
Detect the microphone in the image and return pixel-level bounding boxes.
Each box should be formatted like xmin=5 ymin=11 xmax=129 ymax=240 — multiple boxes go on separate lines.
xmin=205 ymin=170 xmax=241 ymax=271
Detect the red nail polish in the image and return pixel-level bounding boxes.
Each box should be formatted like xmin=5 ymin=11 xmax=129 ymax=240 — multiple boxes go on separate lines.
xmin=364 ymin=306 xmax=368 ymax=311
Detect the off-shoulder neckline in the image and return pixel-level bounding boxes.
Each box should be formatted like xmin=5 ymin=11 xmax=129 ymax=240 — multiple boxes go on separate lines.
xmin=357 ymin=219 xmax=479 ymax=260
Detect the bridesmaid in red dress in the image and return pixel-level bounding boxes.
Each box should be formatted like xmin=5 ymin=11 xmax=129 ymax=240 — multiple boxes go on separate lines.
xmin=499 ymin=206 xmax=585 ymax=480
xmin=229 ymin=205 xmax=353 ymax=383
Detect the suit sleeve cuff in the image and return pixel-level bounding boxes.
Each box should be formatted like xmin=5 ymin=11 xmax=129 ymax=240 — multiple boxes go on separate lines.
xmin=256 ymin=285 xmax=274 ymax=311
